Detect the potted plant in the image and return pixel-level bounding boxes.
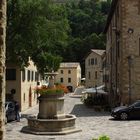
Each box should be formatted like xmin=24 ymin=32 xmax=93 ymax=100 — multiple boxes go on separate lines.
xmin=35 ymin=83 xmax=69 ymax=98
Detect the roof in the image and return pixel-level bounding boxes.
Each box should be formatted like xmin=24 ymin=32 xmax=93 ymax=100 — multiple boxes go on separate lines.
xmin=104 ymin=0 xmax=119 ymax=33
xmin=60 ymin=62 xmax=80 ymax=68
xmin=84 ymin=49 xmax=105 ymax=60
xmin=91 ymin=49 xmax=105 ymax=56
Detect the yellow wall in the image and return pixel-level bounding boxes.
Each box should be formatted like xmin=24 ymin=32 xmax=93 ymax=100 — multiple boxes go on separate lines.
xmin=55 ymin=63 xmax=81 ymax=91
xmin=6 ymin=59 xmax=39 ymax=111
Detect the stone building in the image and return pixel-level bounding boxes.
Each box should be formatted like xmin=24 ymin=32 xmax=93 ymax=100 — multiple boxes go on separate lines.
xmin=6 ymin=58 xmax=41 ymax=111
xmin=104 ymin=0 xmax=140 ymax=106
xmin=55 ymin=62 xmax=81 ymax=92
xmin=0 ymin=0 xmax=6 ymax=139
xmin=85 ymin=49 xmax=105 ymax=88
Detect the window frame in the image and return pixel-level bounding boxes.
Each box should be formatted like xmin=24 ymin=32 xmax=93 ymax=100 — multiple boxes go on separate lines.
xmin=6 ymin=68 xmax=16 ymax=81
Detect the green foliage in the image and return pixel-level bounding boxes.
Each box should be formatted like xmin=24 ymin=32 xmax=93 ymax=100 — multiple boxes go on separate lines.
xmin=92 ymin=135 xmax=110 ymax=140
xmin=38 ymin=88 xmax=64 ymax=95
xmin=63 ymin=0 xmax=109 ymax=76
xmin=34 ymin=52 xmax=62 ymax=75
xmin=81 ymin=94 xmax=108 ymax=107
xmin=65 ymin=0 xmax=107 ymax=38
xmin=7 ymin=0 xmax=69 ymax=72
xmin=98 ymin=135 xmax=110 ymax=140
xmin=101 ymin=0 xmax=111 ymax=15
xmin=7 ymin=0 xmax=110 ymax=76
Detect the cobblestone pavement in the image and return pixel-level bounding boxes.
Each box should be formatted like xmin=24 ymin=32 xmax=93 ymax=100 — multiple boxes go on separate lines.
xmin=4 ymin=94 xmax=140 ymax=140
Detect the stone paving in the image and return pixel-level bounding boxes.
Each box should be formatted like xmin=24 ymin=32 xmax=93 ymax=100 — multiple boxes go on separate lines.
xmin=4 ymin=94 xmax=140 ymax=140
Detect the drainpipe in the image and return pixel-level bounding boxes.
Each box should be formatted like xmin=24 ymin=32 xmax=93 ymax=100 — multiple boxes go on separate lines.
xmin=127 ymin=55 xmax=133 ymax=105
xmin=127 ymin=28 xmax=134 ymax=104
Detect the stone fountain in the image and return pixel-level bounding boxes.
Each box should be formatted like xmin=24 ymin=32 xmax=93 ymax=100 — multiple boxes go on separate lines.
xmin=22 ymin=72 xmax=81 ymax=135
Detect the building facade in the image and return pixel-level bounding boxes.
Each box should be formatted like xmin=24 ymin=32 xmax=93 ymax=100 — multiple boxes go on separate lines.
xmin=6 ymin=59 xmax=41 ymax=111
xmin=104 ymin=0 xmax=140 ymax=106
xmin=0 ymin=0 xmax=6 ymax=139
xmin=55 ymin=62 xmax=81 ymax=92
xmin=85 ymin=49 xmax=105 ymax=88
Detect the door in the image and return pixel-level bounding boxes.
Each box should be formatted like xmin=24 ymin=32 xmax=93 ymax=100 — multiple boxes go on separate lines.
xmin=67 ymin=86 xmax=73 ymax=92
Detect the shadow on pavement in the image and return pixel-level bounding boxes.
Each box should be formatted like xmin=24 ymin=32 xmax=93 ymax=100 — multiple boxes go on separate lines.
xmin=109 ymin=117 xmax=140 ymax=121
xmin=21 ymin=114 xmax=34 ymax=119
xmin=70 ymin=104 xmax=110 ymax=117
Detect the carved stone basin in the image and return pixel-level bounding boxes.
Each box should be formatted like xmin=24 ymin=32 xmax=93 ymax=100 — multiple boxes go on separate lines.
xmin=22 ymin=114 xmax=81 ymax=135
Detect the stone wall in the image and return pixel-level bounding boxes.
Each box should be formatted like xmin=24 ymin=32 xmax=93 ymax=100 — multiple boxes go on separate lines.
xmin=105 ymin=0 xmax=140 ymax=106
xmin=85 ymin=51 xmax=103 ymax=88
xmin=120 ymin=0 xmax=140 ymax=104
xmin=0 ymin=0 xmax=6 ymax=139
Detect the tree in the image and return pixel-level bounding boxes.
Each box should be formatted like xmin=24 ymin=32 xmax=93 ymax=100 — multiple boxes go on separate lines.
xmin=101 ymin=0 xmax=111 ymax=15
xmin=64 ymin=0 xmax=108 ymax=76
xmin=65 ymin=0 xmax=106 ymax=38
xmin=34 ymin=52 xmax=62 ymax=77
xmin=7 ymin=0 xmax=69 ymax=73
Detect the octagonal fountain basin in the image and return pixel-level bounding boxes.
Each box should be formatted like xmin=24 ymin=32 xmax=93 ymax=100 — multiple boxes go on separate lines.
xmin=21 ymin=114 xmax=81 ymax=135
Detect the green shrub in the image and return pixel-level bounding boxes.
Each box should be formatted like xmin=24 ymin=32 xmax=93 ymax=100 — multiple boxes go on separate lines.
xmin=98 ymin=135 xmax=110 ymax=140
xmin=92 ymin=135 xmax=110 ymax=140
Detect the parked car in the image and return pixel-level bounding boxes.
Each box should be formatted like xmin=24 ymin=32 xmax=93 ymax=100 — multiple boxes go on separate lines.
xmin=111 ymin=100 xmax=140 ymax=120
xmin=5 ymin=101 xmax=16 ymax=123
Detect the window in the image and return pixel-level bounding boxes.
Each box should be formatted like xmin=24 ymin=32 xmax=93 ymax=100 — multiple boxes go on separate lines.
xmin=95 ymin=58 xmax=97 ymax=65
xmin=88 ymin=59 xmax=90 ymax=66
xmin=95 ymin=71 xmax=97 ymax=79
xmin=31 ymin=71 xmax=34 ymax=81
xmin=60 ymin=78 xmax=63 ymax=83
xmin=91 ymin=58 xmax=94 ymax=65
xmin=88 ymin=72 xmax=90 ymax=79
xmin=28 ymin=70 xmax=30 ymax=81
xmin=68 ymin=70 xmax=71 ymax=74
xmin=35 ymin=72 xmax=38 ymax=81
xmin=24 ymin=93 xmax=25 ymax=102
xmin=68 ymin=78 xmax=71 ymax=83
xmin=60 ymin=70 xmax=63 ymax=74
xmin=22 ymin=69 xmax=26 ymax=81
xmin=134 ymin=102 xmax=140 ymax=108
xmin=6 ymin=69 xmax=16 ymax=80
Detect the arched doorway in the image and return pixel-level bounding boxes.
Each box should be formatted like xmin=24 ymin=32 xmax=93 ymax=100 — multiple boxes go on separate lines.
xmin=67 ymin=86 xmax=73 ymax=92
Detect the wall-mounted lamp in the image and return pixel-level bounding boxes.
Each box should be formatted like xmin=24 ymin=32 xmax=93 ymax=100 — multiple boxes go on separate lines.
xmin=127 ymin=28 xmax=134 ymax=34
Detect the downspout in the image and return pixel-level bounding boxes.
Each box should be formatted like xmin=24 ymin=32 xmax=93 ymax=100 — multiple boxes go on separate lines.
xmin=115 ymin=12 xmax=118 ymax=106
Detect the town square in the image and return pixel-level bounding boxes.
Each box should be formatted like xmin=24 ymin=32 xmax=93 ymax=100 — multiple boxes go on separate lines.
xmin=5 ymin=95 xmax=140 ymax=140
xmin=0 ymin=0 xmax=140 ymax=140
